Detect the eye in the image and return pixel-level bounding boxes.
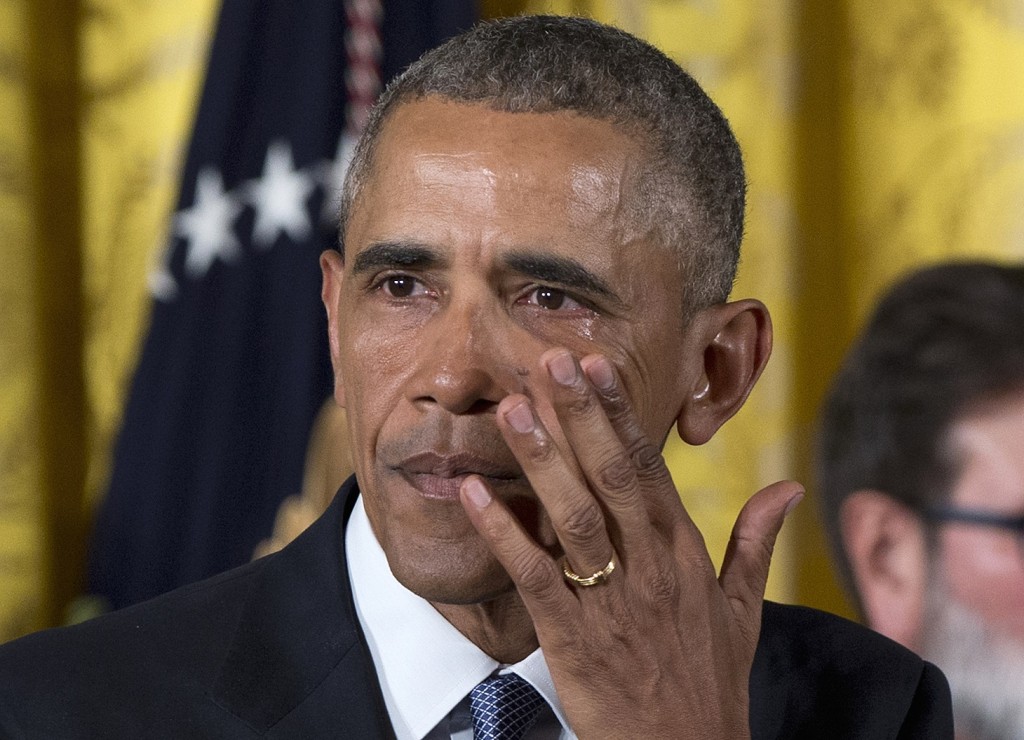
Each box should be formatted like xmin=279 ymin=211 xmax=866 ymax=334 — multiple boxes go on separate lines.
xmin=379 ymin=274 xmax=426 ymax=298
xmin=524 ymin=286 xmax=585 ymax=311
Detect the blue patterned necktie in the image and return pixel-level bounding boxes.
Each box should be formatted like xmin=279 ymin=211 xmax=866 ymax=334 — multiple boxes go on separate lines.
xmin=469 ymin=673 xmax=546 ymax=740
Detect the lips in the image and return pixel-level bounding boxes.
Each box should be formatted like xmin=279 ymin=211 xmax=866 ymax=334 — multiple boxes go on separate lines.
xmin=394 ymin=451 xmax=522 ymax=501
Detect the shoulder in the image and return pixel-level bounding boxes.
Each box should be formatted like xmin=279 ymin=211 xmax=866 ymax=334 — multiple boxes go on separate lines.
xmin=0 ymin=556 xmax=263 ymax=670
xmin=0 ymin=481 xmax=363 ymax=738
xmin=756 ymin=600 xmax=915 ymax=672
xmin=0 ymin=558 xmax=269 ymax=738
xmin=752 ymin=601 xmax=952 ymax=739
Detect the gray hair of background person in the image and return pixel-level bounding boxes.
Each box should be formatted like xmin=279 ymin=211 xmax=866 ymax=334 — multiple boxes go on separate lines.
xmin=817 ymin=261 xmax=1024 ymax=615
xmin=338 ymin=14 xmax=746 ymax=316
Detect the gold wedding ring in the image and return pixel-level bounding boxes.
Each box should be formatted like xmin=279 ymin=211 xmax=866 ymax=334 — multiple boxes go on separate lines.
xmin=562 ymin=556 xmax=616 ymax=587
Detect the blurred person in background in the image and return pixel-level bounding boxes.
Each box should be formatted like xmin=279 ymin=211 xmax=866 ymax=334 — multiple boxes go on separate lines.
xmin=818 ymin=261 xmax=1024 ymax=740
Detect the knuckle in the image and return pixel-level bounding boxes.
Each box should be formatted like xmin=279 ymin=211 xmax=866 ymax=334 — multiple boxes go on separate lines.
xmin=734 ymin=530 xmax=776 ymax=566
xmin=607 ymin=398 xmax=642 ymax=434
xmin=565 ymin=389 xmax=599 ymax=417
xmin=596 ymin=452 xmax=636 ymax=495
xmin=560 ymin=501 xmax=606 ymax=543
xmin=628 ymin=439 xmax=665 ymax=476
xmin=525 ymin=434 xmax=558 ymax=465
xmin=601 ymin=383 xmax=631 ymax=415
xmin=640 ymin=561 xmax=681 ymax=608
xmin=512 ymin=551 xmax=560 ymax=595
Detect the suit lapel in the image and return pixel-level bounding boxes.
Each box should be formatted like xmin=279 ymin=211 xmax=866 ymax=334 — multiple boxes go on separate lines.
xmin=749 ymin=601 xmax=793 ymax=740
xmin=210 ymin=477 xmax=394 ymax=737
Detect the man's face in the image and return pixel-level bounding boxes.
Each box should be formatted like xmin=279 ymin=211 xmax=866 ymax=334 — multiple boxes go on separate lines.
xmin=323 ymin=99 xmax=697 ymax=606
xmin=933 ymin=389 xmax=1024 ymax=645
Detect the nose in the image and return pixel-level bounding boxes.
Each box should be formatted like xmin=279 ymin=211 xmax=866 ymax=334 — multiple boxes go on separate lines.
xmin=407 ymin=299 xmax=515 ymax=415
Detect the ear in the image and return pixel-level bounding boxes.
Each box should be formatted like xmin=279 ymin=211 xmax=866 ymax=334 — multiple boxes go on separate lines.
xmin=675 ymin=299 xmax=772 ymax=445
xmin=841 ymin=490 xmax=929 ymax=651
xmin=319 ymin=249 xmax=347 ymax=408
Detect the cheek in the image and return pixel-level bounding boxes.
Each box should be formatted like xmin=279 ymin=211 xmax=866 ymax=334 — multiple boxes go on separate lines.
xmin=340 ymin=321 xmax=416 ymax=436
xmin=940 ymin=530 xmax=1024 ymax=637
xmin=614 ymin=345 xmax=687 ymax=439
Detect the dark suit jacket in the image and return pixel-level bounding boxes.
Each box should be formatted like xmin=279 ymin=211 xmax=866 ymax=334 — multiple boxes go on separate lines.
xmin=0 ymin=477 xmax=952 ymax=738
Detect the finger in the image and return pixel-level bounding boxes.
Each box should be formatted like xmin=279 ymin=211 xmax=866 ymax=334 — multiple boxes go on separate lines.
xmin=718 ymin=481 xmax=804 ymax=650
xmin=579 ymin=354 xmax=690 ymax=534
xmin=541 ymin=350 xmax=654 ymax=550
xmin=459 ymin=475 xmax=575 ymax=615
xmin=497 ymin=392 xmax=615 ymax=580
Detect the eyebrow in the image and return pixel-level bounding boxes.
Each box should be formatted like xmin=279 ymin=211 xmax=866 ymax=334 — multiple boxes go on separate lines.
xmin=350 ymin=241 xmax=444 ymax=275
xmin=350 ymin=242 xmax=621 ymax=304
xmin=503 ymin=251 xmax=618 ymax=301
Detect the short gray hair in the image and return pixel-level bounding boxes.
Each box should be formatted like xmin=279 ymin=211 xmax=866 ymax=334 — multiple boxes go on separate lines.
xmin=340 ymin=15 xmax=746 ymax=311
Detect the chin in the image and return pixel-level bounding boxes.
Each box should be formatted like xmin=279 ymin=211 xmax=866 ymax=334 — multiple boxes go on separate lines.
xmin=385 ymin=538 xmax=517 ymax=606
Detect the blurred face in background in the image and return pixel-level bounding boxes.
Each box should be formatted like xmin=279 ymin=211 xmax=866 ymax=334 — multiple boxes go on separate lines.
xmin=920 ymin=389 xmax=1024 ymax=739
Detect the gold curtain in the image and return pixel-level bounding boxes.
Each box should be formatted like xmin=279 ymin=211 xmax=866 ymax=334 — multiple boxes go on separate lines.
xmin=4 ymin=0 xmax=1024 ymax=641
xmin=0 ymin=0 xmax=218 ymax=639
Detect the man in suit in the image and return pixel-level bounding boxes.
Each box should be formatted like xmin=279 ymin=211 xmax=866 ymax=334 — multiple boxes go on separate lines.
xmin=0 ymin=15 xmax=951 ymax=738
xmin=818 ymin=262 xmax=1024 ymax=739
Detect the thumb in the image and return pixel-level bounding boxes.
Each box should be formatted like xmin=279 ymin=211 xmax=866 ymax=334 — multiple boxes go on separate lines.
xmin=718 ymin=481 xmax=804 ymax=648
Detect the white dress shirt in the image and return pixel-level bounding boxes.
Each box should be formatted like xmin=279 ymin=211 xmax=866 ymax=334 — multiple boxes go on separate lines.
xmin=346 ymin=496 xmax=576 ymax=740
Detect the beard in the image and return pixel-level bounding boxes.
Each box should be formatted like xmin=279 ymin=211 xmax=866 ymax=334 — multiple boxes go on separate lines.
xmin=921 ymin=586 xmax=1024 ymax=740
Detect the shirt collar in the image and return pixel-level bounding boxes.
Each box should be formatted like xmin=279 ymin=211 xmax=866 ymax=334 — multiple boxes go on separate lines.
xmin=346 ymin=494 xmax=571 ymax=739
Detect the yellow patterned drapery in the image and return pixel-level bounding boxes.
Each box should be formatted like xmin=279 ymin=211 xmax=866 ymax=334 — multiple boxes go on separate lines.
xmin=0 ymin=0 xmax=219 ymax=639
xmin=4 ymin=0 xmax=1024 ymax=641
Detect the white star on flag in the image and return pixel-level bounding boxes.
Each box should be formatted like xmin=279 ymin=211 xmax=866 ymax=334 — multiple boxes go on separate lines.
xmin=176 ymin=167 xmax=244 ymax=278
xmin=248 ymin=140 xmax=316 ymax=248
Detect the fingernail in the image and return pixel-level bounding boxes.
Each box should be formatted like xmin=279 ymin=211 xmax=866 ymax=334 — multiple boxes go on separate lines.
xmin=547 ymin=351 xmax=577 ymax=386
xmin=585 ymin=356 xmax=614 ymax=391
xmin=505 ymin=399 xmax=535 ymax=433
xmin=463 ymin=477 xmax=492 ymax=509
xmin=784 ymin=492 xmax=804 ymax=518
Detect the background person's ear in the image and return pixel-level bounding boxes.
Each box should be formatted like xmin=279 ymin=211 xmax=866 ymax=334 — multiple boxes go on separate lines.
xmin=675 ymin=299 xmax=772 ymax=445
xmin=841 ymin=490 xmax=929 ymax=651
xmin=319 ymin=249 xmax=347 ymax=408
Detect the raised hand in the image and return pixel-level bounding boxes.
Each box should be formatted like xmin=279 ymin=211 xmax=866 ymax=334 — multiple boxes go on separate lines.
xmin=460 ymin=348 xmax=803 ymax=739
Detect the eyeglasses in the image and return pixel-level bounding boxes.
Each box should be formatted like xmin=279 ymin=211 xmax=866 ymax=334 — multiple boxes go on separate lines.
xmin=923 ymin=506 xmax=1024 ymax=552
